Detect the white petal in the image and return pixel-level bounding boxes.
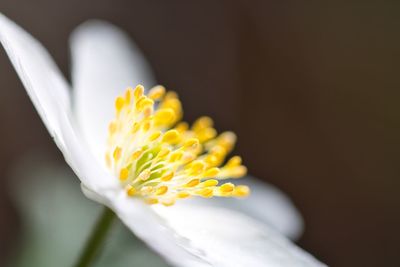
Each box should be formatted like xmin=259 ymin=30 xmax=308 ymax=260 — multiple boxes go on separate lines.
xmin=70 ymin=20 xmax=156 ymax=160
xmin=57 ymin=109 xmax=119 ymax=192
xmin=186 ymin=176 xmax=303 ymax=240
xmin=153 ymin=204 xmax=326 ymax=267
xmin=56 ymin=110 xmax=207 ymax=267
xmin=0 ymin=13 xmax=71 ymax=149
xmin=58 ymin=108 xmax=324 ymax=267
xmin=0 ymin=13 xmax=321 ymax=267
xmin=0 ymin=13 xmax=111 ymax=196
xmin=111 ymin=195 xmax=213 ymax=267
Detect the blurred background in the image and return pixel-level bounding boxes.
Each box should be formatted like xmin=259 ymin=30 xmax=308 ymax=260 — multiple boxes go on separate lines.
xmin=0 ymin=1 xmax=398 ymax=266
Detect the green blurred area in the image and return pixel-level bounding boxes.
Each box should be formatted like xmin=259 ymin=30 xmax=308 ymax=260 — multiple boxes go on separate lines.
xmin=7 ymin=152 xmax=169 ymax=267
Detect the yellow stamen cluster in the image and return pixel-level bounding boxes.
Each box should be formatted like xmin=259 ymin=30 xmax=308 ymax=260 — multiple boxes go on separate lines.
xmin=106 ymin=85 xmax=249 ymax=206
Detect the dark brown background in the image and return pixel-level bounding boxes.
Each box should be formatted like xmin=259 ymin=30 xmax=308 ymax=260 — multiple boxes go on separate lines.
xmin=0 ymin=1 xmax=398 ymax=266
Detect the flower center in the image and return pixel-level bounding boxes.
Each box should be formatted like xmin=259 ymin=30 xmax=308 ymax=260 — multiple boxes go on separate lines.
xmin=105 ymin=85 xmax=250 ymax=206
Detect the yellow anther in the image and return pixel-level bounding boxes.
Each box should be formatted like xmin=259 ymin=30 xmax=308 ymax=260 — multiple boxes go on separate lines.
xmin=165 ymin=91 xmax=178 ymax=99
xmin=220 ymin=183 xmax=235 ymax=193
xmin=162 ymin=130 xmax=180 ymax=144
xmin=134 ymin=84 xmax=144 ymax=99
xmin=174 ymin=122 xmax=188 ymax=132
xmin=119 ymin=168 xmax=129 ymax=181
xmin=141 ymin=186 xmax=154 ymax=194
xmin=169 ymin=151 xmax=183 ymax=162
xmin=202 ymin=179 xmax=219 ymax=187
xmin=125 ymin=87 xmax=133 ymax=104
xmin=107 ymin=84 xmax=250 ymax=205
xmin=108 ymin=121 xmax=117 ymax=135
xmin=181 ymin=153 xmax=196 ymax=164
xmin=113 ymin=147 xmax=122 ymax=161
xmin=143 ymin=106 xmax=153 ymax=118
xmin=129 ymin=149 xmax=143 ymax=161
xmin=189 ymin=160 xmax=205 ymax=175
xmin=161 ymin=171 xmax=174 ymax=182
xmin=143 ymin=120 xmax=152 ymax=132
xmin=185 ymin=179 xmax=200 ymax=187
xmin=233 ymin=185 xmax=250 ymax=197
xmin=203 ymin=167 xmax=220 ymax=177
xmin=210 ymin=146 xmax=227 ymax=157
xmin=149 ymin=131 xmax=162 ymax=141
xmin=138 ymin=169 xmax=151 ymax=181
xmin=183 ymin=138 xmax=199 ymax=149
xmin=197 ymin=128 xmax=217 ymax=143
xmin=115 ymin=96 xmax=125 ymax=112
xmin=177 ymin=192 xmax=190 ymax=198
xmin=228 ymin=165 xmax=248 ymax=178
xmin=226 ymin=156 xmax=242 ymax=167
xmin=218 ymin=132 xmax=236 ymax=152
xmin=136 ymin=97 xmax=154 ymax=111
xmin=145 ymin=198 xmax=159 ymax=205
xmin=135 ymin=95 xmax=145 ymax=106
xmin=160 ymin=98 xmax=182 ymax=119
xmin=132 ymin=122 xmax=140 ymax=133
xmin=156 ymin=186 xmax=169 ymax=195
xmin=161 ymin=199 xmax=176 ymax=206
xmin=197 ymin=188 xmax=214 ymax=198
xmin=204 ymin=155 xmax=218 ymax=165
xmin=157 ymin=147 xmax=171 ymax=159
xmin=154 ymin=108 xmax=175 ymax=125
xmin=126 ymin=185 xmax=136 ymax=196
xmin=193 ymin=116 xmax=213 ymax=132
xmin=148 ymin=85 xmax=166 ymax=100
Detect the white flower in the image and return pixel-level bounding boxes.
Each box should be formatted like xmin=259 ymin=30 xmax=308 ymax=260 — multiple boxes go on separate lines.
xmin=0 ymin=13 xmax=326 ymax=267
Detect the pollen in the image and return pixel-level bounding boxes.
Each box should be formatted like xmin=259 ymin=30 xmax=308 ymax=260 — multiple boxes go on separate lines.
xmin=156 ymin=186 xmax=169 ymax=195
xmin=113 ymin=147 xmax=122 ymax=161
xmin=220 ymin=183 xmax=235 ymax=193
xmin=162 ymin=130 xmax=180 ymax=144
xmin=202 ymin=179 xmax=219 ymax=187
xmin=185 ymin=179 xmax=200 ymax=187
xmin=105 ymin=85 xmax=249 ymax=206
xmin=119 ymin=168 xmax=129 ymax=181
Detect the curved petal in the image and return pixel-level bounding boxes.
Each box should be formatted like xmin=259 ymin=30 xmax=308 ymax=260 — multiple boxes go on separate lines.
xmin=111 ymin=195 xmax=213 ymax=267
xmin=153 ymin=204 xmax=326 ymax=267
xmin=70 ymin=20 xmax=156 ymax=160
xmin=97 ymin=190 xmax=325 ymax=267
xmin=185 ymin=176 xmax=304 ymax=240
xmin=58 ymin=110 xmax=324 ymax=267
xmin=57 ymin=108 xmax=209 ymax=266
xmin=57 ymin=110 xmax=119 ymax=192
xmin=0 ymin=13 xmax=324 ymax=267
xmin=0 ymin=13 xmax=70 ymax=149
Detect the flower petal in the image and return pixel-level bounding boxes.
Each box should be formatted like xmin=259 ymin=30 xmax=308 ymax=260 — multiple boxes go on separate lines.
xmin=0 ymin=13 xmax=71 ymax=149
xmin=70 ymin=20 xmax=156 ymax=159
xmin=153 ymin=204 xmax=326 ymax=267
xmin=58 ymin=105 xmax=324 ymax=267
xmin=111 ymin=195 xmax=213 ymax=267
xmin=57 ymin=109 xmax=119 ymax=192
xmin=185 ymin=176 xmax=304 ymax=240
xmin=56 ymin=111 xmax=201 ymax=267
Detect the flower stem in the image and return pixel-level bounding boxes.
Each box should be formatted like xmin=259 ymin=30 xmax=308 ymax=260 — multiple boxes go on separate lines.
xmin=74 ymin=207 xmax=116 ymax=267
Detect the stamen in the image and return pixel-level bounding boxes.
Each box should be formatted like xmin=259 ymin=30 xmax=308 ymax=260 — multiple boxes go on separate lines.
xmin=105 ymin=85 xmax=249 ymax=206
xmin=119 ymin=168 xmax=129 ymax=181
xmin=162 ymin=130 xmax=180 ymax=144
xmin=156 ymin=186 xmax=168 ymax=195
xmin=113 ymin=147 xmax=122 ymax=161
xmin=185 ymin=179 xmax=200 ymax=187
xmin=148 ymin=85 xmax=166 ymax=100
xmin=220 ymin=183 xmax=235 ymax=193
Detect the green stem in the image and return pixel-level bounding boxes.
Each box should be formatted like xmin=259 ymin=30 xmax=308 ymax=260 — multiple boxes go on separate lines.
xmin=74 ymin=207 xmax=116 ymax=267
